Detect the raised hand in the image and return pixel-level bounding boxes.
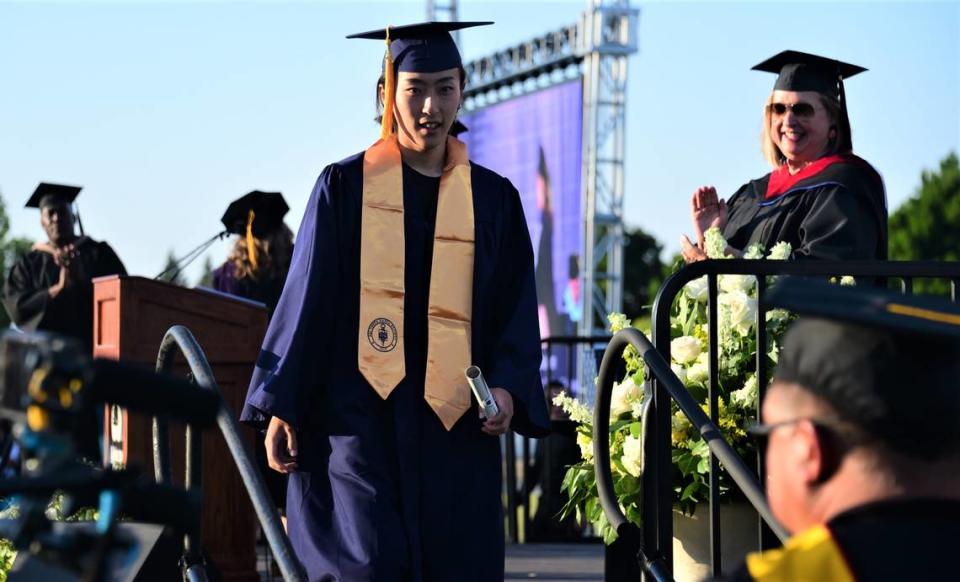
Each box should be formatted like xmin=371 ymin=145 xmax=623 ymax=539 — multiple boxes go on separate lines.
xmin=691 ymin=186 xmax=728 ymax=247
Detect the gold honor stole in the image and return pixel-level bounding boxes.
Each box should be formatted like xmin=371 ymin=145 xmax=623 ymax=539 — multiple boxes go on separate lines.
xmin=358 ymin=135 xmax=475 ymax=430
xmin=746 ymin=524 xmax=855 ymax=582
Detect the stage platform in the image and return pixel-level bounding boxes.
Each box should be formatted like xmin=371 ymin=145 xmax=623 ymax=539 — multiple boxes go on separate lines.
xmin=257 ymin=542 xmax=605 ymax=581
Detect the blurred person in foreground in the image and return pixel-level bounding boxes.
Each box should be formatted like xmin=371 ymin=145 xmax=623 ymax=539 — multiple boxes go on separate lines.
xmin=682 ymin=51 xmax=887 ymax=263
xmin=3 ymin=183 xmax=126 ymax=352
xmin=239 ymin=21 xmax=549 ymax=581
xmin=719 ymin=278 xmax=960 ymax=581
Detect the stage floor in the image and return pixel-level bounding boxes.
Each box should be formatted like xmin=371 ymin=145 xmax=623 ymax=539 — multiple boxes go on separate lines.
xmin=257 ymin=542 xmax=605 ymax=581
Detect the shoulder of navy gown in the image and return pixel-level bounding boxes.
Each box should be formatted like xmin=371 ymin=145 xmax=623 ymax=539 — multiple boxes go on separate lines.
xmin=470 ymin=163 xmax=550 ymax=438
xmin=240 ymin=156 xmax=362 ymax=430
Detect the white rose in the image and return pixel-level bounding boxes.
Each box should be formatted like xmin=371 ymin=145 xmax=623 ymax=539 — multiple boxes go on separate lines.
xmin=576 ymin=432 xmax=593 ymax=462
xmin=720 ymin=274 xmax=756 ymax=294
xmin=684 ymin=276 xmax=709 ymax=303
xmin=621 ymin=435 xmax=643 ymax=477
xmin=731 ymin=375 xmax=759 ymax=409
xmin=671 ymin=336 xmax=702 ymax=365
xmin=670 ymin=363 xmax=688 ymax=385
xmin=610 ymin=376 xmax=642 ymax=417
xmin=720 ymin=290 xmax=757 ymax=336
xmin=687 ymin=353 xmax=710 ymax=384
xmin=840 ymin=276 xmax=856 ymax=286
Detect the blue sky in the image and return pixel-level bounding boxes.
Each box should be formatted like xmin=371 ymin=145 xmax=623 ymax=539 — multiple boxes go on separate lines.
xmin=1 ymin=1 xmax=957 ymax=284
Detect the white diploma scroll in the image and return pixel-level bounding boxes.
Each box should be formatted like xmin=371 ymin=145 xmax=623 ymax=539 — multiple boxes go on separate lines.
xmin=465 ymin=366 xmax=500 ymax=419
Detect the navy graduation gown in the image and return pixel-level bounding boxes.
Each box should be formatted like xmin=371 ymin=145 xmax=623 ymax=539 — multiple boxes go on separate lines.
xmin=722 ymin=156 xmax=888 ymax=260
xmin=241 ymin=152 xmax=550 ymax=582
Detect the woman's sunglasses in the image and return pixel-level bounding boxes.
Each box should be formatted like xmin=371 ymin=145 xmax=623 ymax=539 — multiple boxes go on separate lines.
xmin=767 ymin=102 xmax=817 ymax=119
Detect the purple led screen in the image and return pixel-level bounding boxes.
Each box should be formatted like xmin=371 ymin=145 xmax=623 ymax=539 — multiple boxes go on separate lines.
xmin=460 ymin=80 xmax=583 ymax=394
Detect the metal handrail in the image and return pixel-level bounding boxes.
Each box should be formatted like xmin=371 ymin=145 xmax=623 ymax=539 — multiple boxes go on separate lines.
xmin=153 ymin=325 xmax=305 ymax=581
xmin=641 ymin=259 xmax=960 ymax=578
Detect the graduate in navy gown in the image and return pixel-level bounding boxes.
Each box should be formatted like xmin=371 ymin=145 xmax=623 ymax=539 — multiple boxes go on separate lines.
xmin=240 ymin=21 xmax=549 ymax=582
xmin=681 ymin=51 xmax=888 ymax=262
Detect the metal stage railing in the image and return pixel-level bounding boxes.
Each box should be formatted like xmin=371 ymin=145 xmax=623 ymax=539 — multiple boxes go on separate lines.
xmin=591 ymin=260 xmax=960 ymax=580
xmin=504 ymin=335 xmax=609 ymax=543
xmin=153 ymin=325 xmax=305 ymax=582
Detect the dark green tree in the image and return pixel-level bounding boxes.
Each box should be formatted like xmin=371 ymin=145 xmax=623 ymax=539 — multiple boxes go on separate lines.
xmin=888 ymin=152 xmax=959 ymax=295
xmin=622 ymin=226 xmax=669 ymax=319
xmin=197 ymin=255 xmax=215 ymax=288
xmin=0 ymin=190 xmax=34 ymax=327
xmin=158 ymin=250 xmax=187 ymax=287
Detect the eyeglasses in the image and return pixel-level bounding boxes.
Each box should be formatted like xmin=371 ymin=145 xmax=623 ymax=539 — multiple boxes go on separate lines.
xmin=746 ymin=418 xmax=807 ymax=441
xmin=767 ymin=102 xmax=817 ymax=119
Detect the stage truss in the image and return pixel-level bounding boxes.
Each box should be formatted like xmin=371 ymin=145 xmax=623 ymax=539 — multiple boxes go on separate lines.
xmin=460 ymin=0 xmax=639 ymax=340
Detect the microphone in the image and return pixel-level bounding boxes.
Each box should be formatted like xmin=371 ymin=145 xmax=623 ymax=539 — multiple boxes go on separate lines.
xmin=464 ymin=366 xmax=499 ymax=419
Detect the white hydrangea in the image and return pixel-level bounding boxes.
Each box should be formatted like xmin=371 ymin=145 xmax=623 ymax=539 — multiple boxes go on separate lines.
xmin=743 ymin=243 xmax=765 ymax=260
xmin=621 ymin=435 xmax=643 ymax=477
xmin=684 ymin=276 xmax=709 ymax=303
xmin=610 ymin=377 xmax=642 ymax=417
xmin=552 ymin=392 xmax=593 ymax=425
xmin=731 ymin=375 xmax=759 ymax=410
xmin=576 ymin=432 xmax=593 ymax=462
xmin=767 ymin=241 xmax=792 ymax=261
xmin=607 ymin=312 xmax=630 ymax=333
xmin=704 ymin=227 xmax=729 ymax=259
xmin=671 ymin=335 xmax=702 ymax=365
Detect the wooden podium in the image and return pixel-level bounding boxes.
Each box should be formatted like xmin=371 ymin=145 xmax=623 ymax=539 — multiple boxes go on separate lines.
xmin=93 ymin=275 xmax=268 ymax=582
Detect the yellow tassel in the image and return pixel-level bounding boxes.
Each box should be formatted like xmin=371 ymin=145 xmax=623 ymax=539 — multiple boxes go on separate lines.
xmin=380 ymin=26 xmax=395 ymax=139
xmin=246 ymin=209 xmax=258 ymax=270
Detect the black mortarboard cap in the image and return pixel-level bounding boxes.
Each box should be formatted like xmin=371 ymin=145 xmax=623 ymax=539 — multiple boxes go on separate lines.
xmin=767 ymin=278 xmax=960 ymax=459
xmin=753 ymin=50 xmax=866 ymax=95
xmin=220 ymin=191 xmax=289 ymax=237
xmin=753 ymin=50 xmax=866 ymax=152
xmin=26 ymin=182 xmax=82 ymax=209
xmin=347 ymin=21 xmax=492 ymax=74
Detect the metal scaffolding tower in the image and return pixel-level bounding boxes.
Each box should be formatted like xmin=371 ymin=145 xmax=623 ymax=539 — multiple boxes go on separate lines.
xmin=426 ymin=0 xmax=461 ymax=46
xmin=461 ymin=0 xmax=639 ymax=338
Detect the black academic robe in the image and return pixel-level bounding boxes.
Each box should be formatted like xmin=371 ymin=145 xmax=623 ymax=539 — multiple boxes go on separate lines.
xmin=3 ymin=237 xmax=126 ymax=351
xmin=722 ymin=156 xmax=888 ymax=260
xmin=241 ymin=152 xmax=550 ymax=582
xmin=720 ymin=498 xmax=960 ymax=581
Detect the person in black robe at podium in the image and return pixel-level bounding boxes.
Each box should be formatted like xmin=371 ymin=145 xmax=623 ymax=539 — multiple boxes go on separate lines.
xmin=681 ymin=51 xmax=888 ymax=263
xmin=3 ymin=183 xmax=126 ymax=352
xmin=213 ymin=190 xmax=294 ymax=317
xmin=240 ymin=21 xmax=549 ymax=582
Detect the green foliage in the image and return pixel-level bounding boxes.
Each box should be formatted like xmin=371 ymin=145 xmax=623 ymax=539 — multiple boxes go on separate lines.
xmin=888 ymin=152 xmax=960 ymax=295
xmin=0 ymin=538 xmax=14 ymax=582
xmin=158 ymin=249 xmax=187 ymax=286
xmin=198 ymin=255 xmax=215 ymax=288
xmin=0 ymin=190 xmax=35 ymax=327
xmin=622 ymin=226 xmax=670 ymax=320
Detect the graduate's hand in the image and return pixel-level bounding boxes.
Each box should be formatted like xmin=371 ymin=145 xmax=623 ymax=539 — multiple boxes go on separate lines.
xmin=691 ymin=186 xmax=728 ymax=247
xmin=265 ymin=416 xmax=299 ymax=473
xmin=680 ymin=235 xmax=707 ymax=264
xmin=482 ymin=388 xmax=514 ymax=436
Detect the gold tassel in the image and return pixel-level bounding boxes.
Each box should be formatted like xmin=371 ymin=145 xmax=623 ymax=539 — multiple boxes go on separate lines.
xmin=246 ymin=209 xmax=258 ymax=270
xmin=380 ymin=26 xmax=395 ymax=139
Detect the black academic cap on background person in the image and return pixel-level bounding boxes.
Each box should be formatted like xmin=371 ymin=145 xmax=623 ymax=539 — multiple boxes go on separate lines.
xmin=766 ymin=278 xmax=960 ymax=461
xmin=220 ymin=191 xmax=289 ymax=237
xmin=753 ymin=50 xmax=867 ymax=153
xmin=25 ymin=182 xmax=82 ymax=209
